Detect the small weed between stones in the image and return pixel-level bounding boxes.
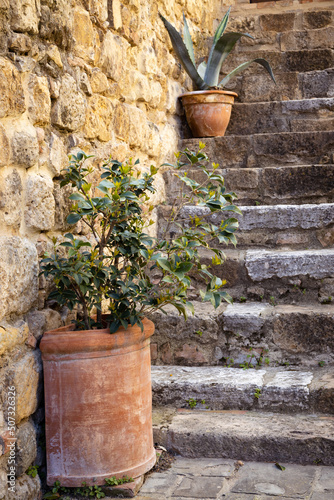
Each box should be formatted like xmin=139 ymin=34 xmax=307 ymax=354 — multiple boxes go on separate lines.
xmin=43 ymin=476 xmax=134 ymax=499
xmin=254 ymin=388 xmax=262 ymax=399
xmin=26 ymin=465 xmax=39 ymax=478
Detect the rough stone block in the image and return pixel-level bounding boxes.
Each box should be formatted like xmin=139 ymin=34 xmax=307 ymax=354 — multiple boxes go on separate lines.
xmin=108 ymin=0 xmax=122 ymax=30
xmin=25 ymin=174 xmax=55 ymax=231
xmin=223 ymin=303 xmax=269 ymax=337
xmin=303 ymin=10 xmax=333 ymax=29
xmin=25 ymin=308 xmax=62 ymax=341
xmin=246 ymin=249 xmax=334 ymax=281
xmin=99 ymin=31 xmax=129 ymax=81
xmin=285 ymin=49 xmax=333 ymax=73
xmin=9 ymin=0 xmax=40 ymax=34
xmin=15 ymin=420 xmax=37 ymax=477
xmin=7 ymin=351 xmax=42 ymax=423
xmin=176 ymin=475 xmax=226 ymax=498
xmin=181 ymin=203 xmax=334 ymax=234
xmin=101 ymin=475 xmax=144 ymax=497
xmin=7 ymin=473 xmax=41 ymax=500
xmin=231 ymin=462 xmax=316 ymax=497
xmin=12 ymin=128 xmax=39 ymax=168
xmin=139 ymin=473 xmax=180 ymax=496
xmin=90 ymin=68 xmax=109 ymax=94
xmin=228 ymin=101 xmax=287 ymax=136
xmin=9 ymin=33 xmax=32 ymax=53
xmin=51 ymin=74 xmax=87 ymax=132
xmin=27 ymin=74 xmax=51 ymax=126
xmin=169 ymin=457 xmax=235 ymax=476
xmin=166 ymin=79 xmax=182 ymax=114
xmin=125 ymin=71 xmax=162 ymax=108
xmin=239 ymin=71 xmax=300 ymax=102
xmin=272 ymin=305 xmax=334 ymax=354
xmin=0 ymin=57 xmax=25 ymax=118
xmin=47 ymin=44 xmax=63 ymax=69
xmin=80 ymin=71 xmax=92 ymax=95
xmin=154 ymin=410 xmax=334 ymax=465
xmin=260 ymin=371 xmax=313 ymax=412
xmin=300 ymin=68 xmax=334 ymax=99
xmin=317 ymin=227 xmax=334 ymax=248
xmin=53 ymin=181 xmax=73 ymax=231
xmin=262 ymin=164 xmax=334 ymax=202
xmin=254 ymin=131 xmax=334 ymax=166
xmin=47 ymin=133 xmax=67 ymax=177
xmin=152 ymin=366 xmax=265 ymax=410
xmin=73 ymin=7 xmax=95 ymax=63
xmin=0 ymin=124 xmax=10 ymax=167
xmin=137 ymin=46 xmax=158 ymax=75
xmin=0 ymin=168 xmax=22 ymax=227
xmin=151 ymin=302 xmax=221 ymax=345
xmin=0 ymin=237 xmax=38 ymax=320
xmin=114 ymin=103 xmax=149 ymax=149
xmin=84 ymin=94 xmax=114 ymax=142
xmin=175 ymin=344 xmax=208 ymax=365
xmin=83 ymin=0 xmax=108 ymax=23
xmin=259 ymin=12 xmax=295 ymax=31
xmin=280 ymin=27 xmax=334 ymax=52
xmin=0 ymin=320 xmax=29 ymax=356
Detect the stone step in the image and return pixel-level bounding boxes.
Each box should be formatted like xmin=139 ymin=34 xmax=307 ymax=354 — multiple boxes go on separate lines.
xmin=215 ymin=248 xmax=334 ymax=303
xmin=164 ymin=164 xmax=334 ymax=206
xmin=233 ymin=26 xmax=334 ymax=53
xmin=182 ymin=130 xmax=334 ymax=169
xmin=226 ymin=98 xmax=334 ymax=135
xmin=229 ymin=7 xmax=334 ymax=37
xmin=153 ymin=408 xmax=334 ymax=465
xmin=150 ymin=302 xmax=334 ymax=368
xmin=150 ymin=248 xmax=334 ymax=306
xmin=151 ymin=366 xmax=334 ymax=414
xmin=158 ymin=203 xmax=334 ymax=250
xmin=222 ymin=49 xmax=333 ymax=77
xmin=224 ymin=68 xmax=333 ymax=103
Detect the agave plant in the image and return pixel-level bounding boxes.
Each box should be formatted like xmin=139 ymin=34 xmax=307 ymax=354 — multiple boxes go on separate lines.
xmin=159 ymin=8 xmax=276 ymax=90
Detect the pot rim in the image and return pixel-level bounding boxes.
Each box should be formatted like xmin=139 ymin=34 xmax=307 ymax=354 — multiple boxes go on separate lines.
xmin=40 ymin=317 xmax=155 ymax=356
xmin=180 ymin=90 xmax=238 ymax=98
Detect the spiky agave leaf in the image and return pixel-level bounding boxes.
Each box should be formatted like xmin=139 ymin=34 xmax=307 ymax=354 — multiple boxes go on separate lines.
xmin=204 ymin=32 xmax=253 ymax=87
xmin=159 ymin=13 xmax=209 ymax=90
xmin=205 ymin=7 xmax=231 ymax=78
xmin=213 ymin=7 xmax=231 ymax=44
xmin=219 ymin=58 xmax=276 ymax=88
xmin=183 ymin=12 xmax=195 ymax=65
xmin=197 ymin=61 xmax=207 ymax=79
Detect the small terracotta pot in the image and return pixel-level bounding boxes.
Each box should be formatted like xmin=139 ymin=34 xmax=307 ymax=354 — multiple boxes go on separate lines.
xmin=40 ymin=318 xmax=156 ymax=487
xmin=180 ymin=90 xmax=238 ymax=138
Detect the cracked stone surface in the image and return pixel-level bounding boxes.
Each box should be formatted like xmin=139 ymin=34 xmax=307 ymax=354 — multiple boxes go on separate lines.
xmin=151 ymin=366 xmax=334 ymax=413
xmin=245 ymin=249 xmax=334 ymax=280
xmin=153 ymin=409 xmax=334 ymax=466
xmin=135 ymin=457 xmax=334 ymax=499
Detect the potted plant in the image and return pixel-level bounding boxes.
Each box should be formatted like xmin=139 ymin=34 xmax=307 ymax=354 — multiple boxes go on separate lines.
xmin=160 ymin=8 xmax=276 ymax=137
xmin=39 ymin=144 xmax=240 ymax=489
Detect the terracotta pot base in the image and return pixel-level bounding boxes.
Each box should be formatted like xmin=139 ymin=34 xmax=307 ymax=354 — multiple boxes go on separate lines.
xmin=40 ymin=318 xmax=156 ymax=487
xmin=180 ymin=90 xmax=238 ymax=138
xmin=47 ymin=449 xmax=157 ymax=487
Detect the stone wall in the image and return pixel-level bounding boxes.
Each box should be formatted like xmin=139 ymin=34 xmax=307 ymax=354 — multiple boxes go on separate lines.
xmin=0 ymin=0 xmax=230 ymax=498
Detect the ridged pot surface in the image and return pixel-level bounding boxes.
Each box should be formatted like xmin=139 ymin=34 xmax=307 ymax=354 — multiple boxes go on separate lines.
xmin=180 ymin=90 xmax=238 ymax=138
xmin=40 ymin=318 xmax=156 ymax=487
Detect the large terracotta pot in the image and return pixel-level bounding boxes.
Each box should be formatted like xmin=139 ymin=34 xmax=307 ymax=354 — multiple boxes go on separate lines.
xmin=180 ymin=90 xmax=238 ymax=138
xmin=40 ymin=318 xmax=156 ymax=487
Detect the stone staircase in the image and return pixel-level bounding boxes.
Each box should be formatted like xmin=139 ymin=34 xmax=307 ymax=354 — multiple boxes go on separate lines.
xmin=151 ymin=1 xmax=334 ymax=467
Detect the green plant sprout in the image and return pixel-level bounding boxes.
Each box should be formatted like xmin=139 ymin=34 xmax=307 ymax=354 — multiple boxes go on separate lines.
xmin=187 ymin=398 xmax=197 ymax=408
xmin=254 ymin=388 xmax=261 ymax=399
